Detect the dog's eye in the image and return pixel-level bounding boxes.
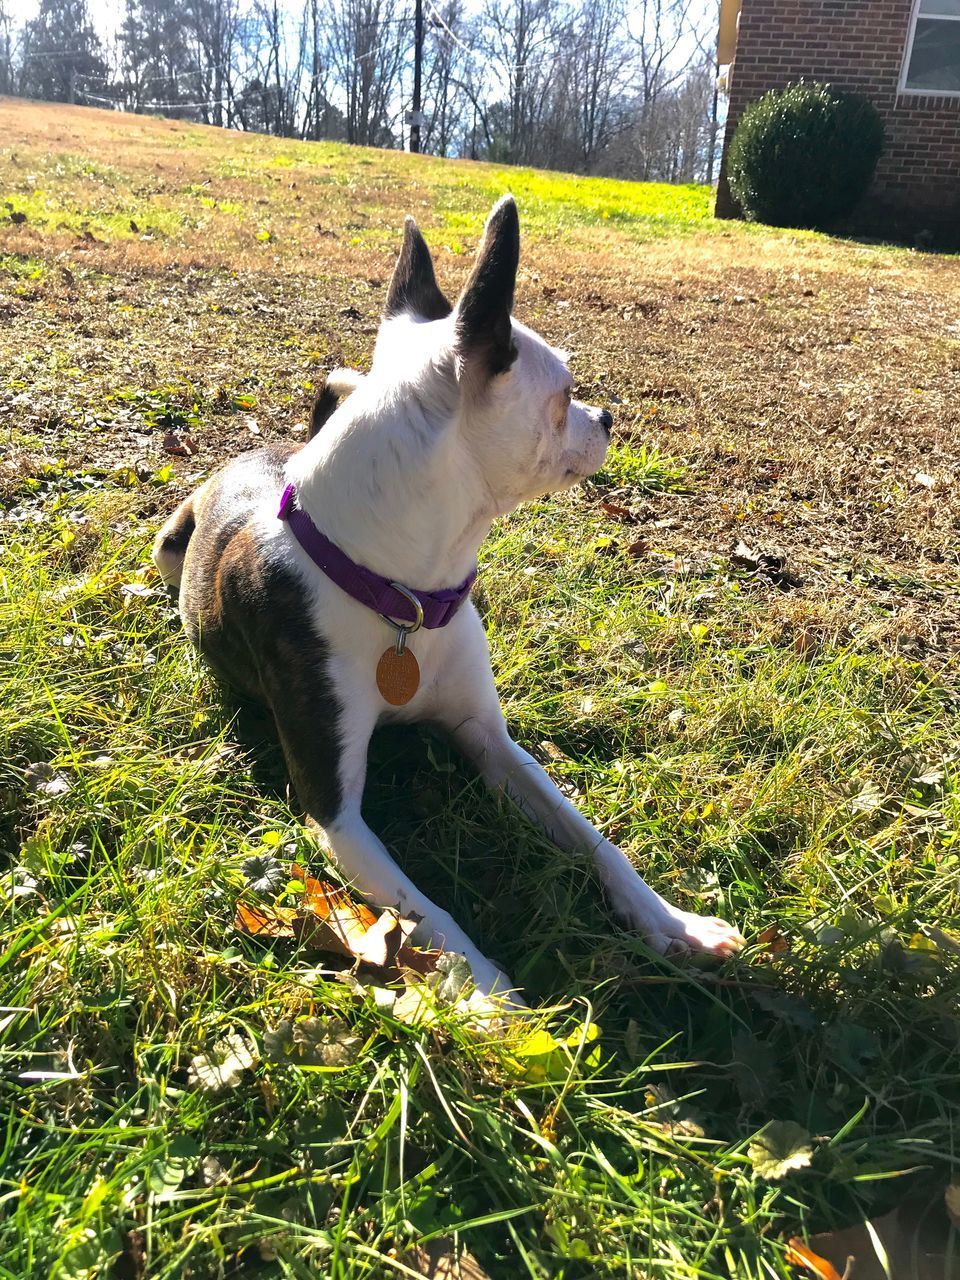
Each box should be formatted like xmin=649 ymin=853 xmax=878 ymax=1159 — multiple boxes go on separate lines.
xmin=563 ymin=387 xmax=573 ymax=404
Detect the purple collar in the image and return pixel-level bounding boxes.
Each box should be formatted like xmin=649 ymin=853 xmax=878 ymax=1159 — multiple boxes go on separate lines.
xmin=278 ymin=483 xmax=476 ymax=629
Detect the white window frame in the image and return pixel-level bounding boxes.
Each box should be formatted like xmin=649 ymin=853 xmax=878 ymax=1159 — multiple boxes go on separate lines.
xmin=899 ymin=0 xmax=960 ymax=98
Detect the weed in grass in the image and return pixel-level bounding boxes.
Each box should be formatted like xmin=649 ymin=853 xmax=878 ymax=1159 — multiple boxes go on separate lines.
xmin=594 ymin=440 xmax=690 ymax=493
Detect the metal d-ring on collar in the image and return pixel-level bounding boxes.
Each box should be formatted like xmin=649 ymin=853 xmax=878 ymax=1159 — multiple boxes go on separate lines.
xmin=379 ymin=583 xmax=423 ymax=657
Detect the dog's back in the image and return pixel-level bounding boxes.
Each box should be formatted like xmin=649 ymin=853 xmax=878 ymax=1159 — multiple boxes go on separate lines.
xmin=155 ymin=444 xmax=305 ymax=700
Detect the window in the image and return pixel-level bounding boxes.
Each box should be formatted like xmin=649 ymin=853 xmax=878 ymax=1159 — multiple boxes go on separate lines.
xmin=901 ymin=0 xmax=960 ymax=94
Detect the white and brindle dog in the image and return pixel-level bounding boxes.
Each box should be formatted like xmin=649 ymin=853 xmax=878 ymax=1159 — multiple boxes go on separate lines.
xmin=154 ymin=196 xmax=744 ymax=1002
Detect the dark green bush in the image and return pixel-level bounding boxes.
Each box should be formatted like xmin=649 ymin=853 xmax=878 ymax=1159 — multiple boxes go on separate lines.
xmin=727 ymin=81 xmax=883 ymax=230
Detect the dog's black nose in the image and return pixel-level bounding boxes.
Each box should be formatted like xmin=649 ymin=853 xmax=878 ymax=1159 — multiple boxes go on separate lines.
xmin=599 ymin=409 xmax=613 ymax=434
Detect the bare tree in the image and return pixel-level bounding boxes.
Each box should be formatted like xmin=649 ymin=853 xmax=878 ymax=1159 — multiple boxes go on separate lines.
xmin=301 ymin=0 xmax=343 ymax=140
xmin=625 ymin=0 xmax=693 ymax=178
xmin=328 ymin=0 xmax=406 ymax=147
xmin=480 ymin=0 xmax=560 ymax=164
xmin=1 ymin=0 xmax=721 ymax=181
xmin=420 ymin=0 xmax=473 ymax=157
xmin=20 ymin=0 xmax=107 ymax=102
xmin=121 ymin=0 xmax=198 ymax=114
xmin=0 ymin=0 xmax=18 ymax=96
xmin=183 ymin=0 xmax=241 ymax=126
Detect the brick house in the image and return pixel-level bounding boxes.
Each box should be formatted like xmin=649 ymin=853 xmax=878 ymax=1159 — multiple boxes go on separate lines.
xmin=715 ymin=0 xmax=960 ymax=246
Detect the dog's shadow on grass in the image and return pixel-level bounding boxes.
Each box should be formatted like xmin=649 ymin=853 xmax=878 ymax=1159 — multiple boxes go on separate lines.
xmin=223 ymin=699 xmax=960 ymax=1241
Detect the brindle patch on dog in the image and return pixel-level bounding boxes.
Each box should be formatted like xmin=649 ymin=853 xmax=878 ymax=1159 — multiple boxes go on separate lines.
xmin=178 ymin=443 xmax=344 ymax=824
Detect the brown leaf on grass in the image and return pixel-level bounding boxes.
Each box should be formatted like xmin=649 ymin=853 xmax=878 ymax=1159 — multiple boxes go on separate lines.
xmin=235 ymin=864 xmax=438 ymax=977
xmin=234 ymin=901 xmax=297 ymax=938
xmin=297 ymin=901 xmax=416 ymax=967
xmin=785 ymin=1238 xmax=845 ymax=1280
xmin=162 ymin=431 xmax=199 ymax=456
xmin=294 ymin=863 xmax=378 ymax=928
xmin=403 ymin=1240 xmax=492 ymax=1279
xmin=730 ymin=540 xmax=802 ymax=591
xmin=626 ymin=538 xmax=647 ymax=557
xmin=757 ymin=924 xmax=789 ymax=954
xmin=600 ymin=499 xmax=638 ymax=524
xmin=791 ymin=1200 xmax=952 ymax=1280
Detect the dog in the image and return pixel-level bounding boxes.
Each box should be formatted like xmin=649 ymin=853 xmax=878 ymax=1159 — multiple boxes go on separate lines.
xmin=153 ymin=197 xmax=744 ymax=1002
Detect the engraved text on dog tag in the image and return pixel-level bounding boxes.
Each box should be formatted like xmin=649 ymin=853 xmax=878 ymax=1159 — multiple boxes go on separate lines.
xmin=376 ymin=647 xmax=420 ymax=706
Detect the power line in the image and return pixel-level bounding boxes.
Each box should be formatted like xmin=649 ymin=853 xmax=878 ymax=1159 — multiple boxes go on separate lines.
xmin=423 ymin=0 xmax=532 ymax=75
xmin=76 ymin=66 xmax=204 ymax=87
xmin=76 ymin=87 xmax=233 ymax=110
xmin=21 ymin=48 xmax=99 ymax=60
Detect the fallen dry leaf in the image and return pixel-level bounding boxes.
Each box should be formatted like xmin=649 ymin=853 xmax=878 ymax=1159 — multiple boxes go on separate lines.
xmin=731 ymin=540 xmax=802 ymax=591
xmin=756 ymin=923 xmax=789 ymax=954
xmin=785 ymin=1238 xmax=845 ymax=1280
xmin=403 ymin=1239 xmax=492 ymax=1279
xmin=234 ymin=864 xmax=443 ymax=980
xmin=162 ymin=431 xmax=199 ymax=457
xmin=600 ymin=499 xmax=638 ymax=523
xmin=298 ymin=902 xmax=416 ymax=967
xmin=234 ymin=901 xmax=297 ymax=938
xmin=792 ymin=1200 xmax=952 ymax=1280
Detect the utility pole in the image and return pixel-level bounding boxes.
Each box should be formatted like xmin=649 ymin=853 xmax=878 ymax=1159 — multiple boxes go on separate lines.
xmin=410 ymin=0 xmax=424 ymax=152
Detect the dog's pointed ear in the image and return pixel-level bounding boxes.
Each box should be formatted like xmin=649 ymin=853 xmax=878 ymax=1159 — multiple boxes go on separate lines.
xmin=455 ymin=195 xmax=519 ymax=377
xmin=384 ymin=217 xmax=452 ymax=322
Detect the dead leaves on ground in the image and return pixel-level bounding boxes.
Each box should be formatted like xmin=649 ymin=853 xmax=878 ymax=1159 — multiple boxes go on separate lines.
xmin=730 ymin=540 xmax=803 ymax=591
xmin=785 ymin=1238 xmax=846 ymax=1280
xmin=402 ymin=1240 xmax=492 ymax=1279
xmin=161 ymin=430 xmax=199 ymax=457
xmin=234 ymin=862 xmax=441 ymax=979
xmin=785 ymin=1189 xmax=959 ymax=1280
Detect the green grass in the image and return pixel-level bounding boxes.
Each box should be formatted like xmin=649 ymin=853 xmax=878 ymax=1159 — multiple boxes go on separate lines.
xmin=2 ymin=119 xmax=713 ymax=254
xmin=3 ymin=477 xmax=959 ymax=1279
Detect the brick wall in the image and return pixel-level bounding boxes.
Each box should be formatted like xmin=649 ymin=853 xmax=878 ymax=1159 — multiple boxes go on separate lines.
xmin=716 ymin=0 xmax=960 ymax=246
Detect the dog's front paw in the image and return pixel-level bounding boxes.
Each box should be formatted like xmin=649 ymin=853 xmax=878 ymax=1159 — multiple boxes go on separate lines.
xmin=641 ymin=909 xmax=745 ymax=959
xmin=598 ymin=844 xmax=743 ymax=960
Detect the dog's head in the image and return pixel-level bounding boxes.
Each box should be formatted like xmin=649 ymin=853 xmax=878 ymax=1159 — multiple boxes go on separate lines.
xmin=373 ymin=196 xmax=612 ymax=512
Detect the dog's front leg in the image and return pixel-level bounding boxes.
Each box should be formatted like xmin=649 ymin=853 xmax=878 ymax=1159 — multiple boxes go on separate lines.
xmin=439 ymin=673 xmax=743 ymax=958
xmin=324 ymin=807 xmax=517 ymax=999
xmin=271 ymin=691 xmax=517 ymax=1001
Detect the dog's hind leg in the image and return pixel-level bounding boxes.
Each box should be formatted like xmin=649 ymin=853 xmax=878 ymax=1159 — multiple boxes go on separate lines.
xmin=152 ymin=491 xmax=201 ymax=589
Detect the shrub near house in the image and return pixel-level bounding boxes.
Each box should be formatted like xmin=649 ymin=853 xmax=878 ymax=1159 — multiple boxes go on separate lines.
xmin=726 ymin=82 xmax=884 ymax=230
xmin=716 ymin=0 xmax=960 ymax=246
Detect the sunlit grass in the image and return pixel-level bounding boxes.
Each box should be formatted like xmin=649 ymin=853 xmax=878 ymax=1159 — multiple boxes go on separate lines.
xmin=2 ymin=464 xmax=959 ymax=1278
